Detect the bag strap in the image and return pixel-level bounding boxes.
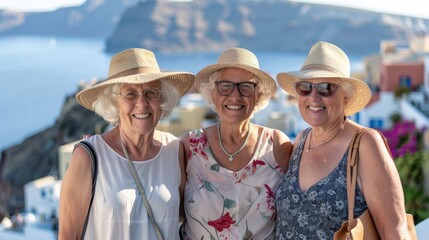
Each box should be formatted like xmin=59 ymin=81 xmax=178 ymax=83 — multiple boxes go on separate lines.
xmin=73 ymin=141 xmax=98 ymax=240
xmin=346 ymin=128 xmax=369 ymax=222
xmin=121 ymin=140 xmax=164 ymax=240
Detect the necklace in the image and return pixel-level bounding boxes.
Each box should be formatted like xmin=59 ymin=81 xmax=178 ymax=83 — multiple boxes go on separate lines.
xmin=217 ymin=122 xmax=251 ymax=161
xmin=306 ymin=119 xmax=346 ymax=153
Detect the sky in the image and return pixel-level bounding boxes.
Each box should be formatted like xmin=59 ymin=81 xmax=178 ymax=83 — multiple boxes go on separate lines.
xmin=0 ymin=0 xmax=427 ymax=19
xmin=0 ymin=0 xmax=86 ymax=12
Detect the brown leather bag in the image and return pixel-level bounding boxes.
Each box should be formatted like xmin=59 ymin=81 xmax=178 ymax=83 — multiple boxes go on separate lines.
xmin=333 ymin=129 xmax=417 ymax=240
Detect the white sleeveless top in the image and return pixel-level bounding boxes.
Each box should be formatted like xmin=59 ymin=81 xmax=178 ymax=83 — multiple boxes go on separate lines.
xmin=182 ymin=127 xmax=285 ymax=240
xmin=83 ymin=132 xmax=181 ymax=240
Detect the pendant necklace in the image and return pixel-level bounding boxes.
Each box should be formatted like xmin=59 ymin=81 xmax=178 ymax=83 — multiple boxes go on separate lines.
xmin=217 ymin=122 xmax=250 ymax=161
xmin=306 ymin=119 xmax=346 ymax=153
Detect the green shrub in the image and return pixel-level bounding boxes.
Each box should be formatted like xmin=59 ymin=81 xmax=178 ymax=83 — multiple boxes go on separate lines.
xmin=395 ymin=151 xmax=429 ymax=223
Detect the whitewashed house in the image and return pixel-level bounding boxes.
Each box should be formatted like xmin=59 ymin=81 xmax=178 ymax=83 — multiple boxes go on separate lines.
xmin=23 ymin=176 xmax=60 ymax=224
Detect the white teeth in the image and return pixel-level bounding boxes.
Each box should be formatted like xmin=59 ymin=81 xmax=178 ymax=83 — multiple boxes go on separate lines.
xmin=308 ymin=106 xmax=325 ymax=111
xmin=134 ymin=113 xmax=150 ymax=119
xmin=226 ymin=105 xmax=243 ymax=110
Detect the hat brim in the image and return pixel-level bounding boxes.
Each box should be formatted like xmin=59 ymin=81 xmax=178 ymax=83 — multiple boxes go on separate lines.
xmin=195 ymin=63 xmax=276 ymax=97
xmin=277 ymin=70 xmax=371 ymax=116
xmin=76 ymin=72 xmax=194 ymax=110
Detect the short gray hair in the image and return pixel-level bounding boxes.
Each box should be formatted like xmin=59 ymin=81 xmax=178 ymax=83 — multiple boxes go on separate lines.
xmin=199 ymin=69 xmax=272 ymax=116
xmin=92 ymin=80 xmax=180 ymax=125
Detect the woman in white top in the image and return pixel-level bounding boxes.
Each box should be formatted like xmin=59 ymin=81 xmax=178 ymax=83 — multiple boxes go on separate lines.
xmin=59 ymin=48 xmax=194 ymax=240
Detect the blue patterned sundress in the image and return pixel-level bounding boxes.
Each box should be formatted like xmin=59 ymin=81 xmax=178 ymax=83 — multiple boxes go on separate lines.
xmin=275 ymin=128 xmax=368 ymax=240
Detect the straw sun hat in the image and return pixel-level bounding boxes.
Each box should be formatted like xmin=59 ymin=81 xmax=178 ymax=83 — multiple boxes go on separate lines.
xmin=195 ymin=47 xmax=276 ymax=97
xmin=76 ymin=48 xmax=195 ymax=110
xmin=277 ymin=41 xmax=371 ymax=116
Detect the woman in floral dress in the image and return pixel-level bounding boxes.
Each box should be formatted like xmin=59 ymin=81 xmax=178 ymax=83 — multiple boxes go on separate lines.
xmin=179 ymin=48 xmax=293 ymax=240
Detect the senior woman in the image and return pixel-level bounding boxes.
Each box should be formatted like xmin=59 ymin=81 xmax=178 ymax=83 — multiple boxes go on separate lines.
xmin=274 ymin=41 xmax=409 ymax=239
xmin=180 ymin=48 xmax=293 ymax=239
xmin=59 ymin=48 xmax=194 ymax=240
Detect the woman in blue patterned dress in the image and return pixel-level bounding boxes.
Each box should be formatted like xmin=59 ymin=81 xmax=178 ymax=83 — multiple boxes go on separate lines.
xmin=274 ymin=41 xmax=409 ymax=239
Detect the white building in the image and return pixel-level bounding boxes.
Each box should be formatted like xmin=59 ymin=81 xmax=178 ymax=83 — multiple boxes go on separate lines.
xmin=23 ymin=176 xmax=61 ymax=224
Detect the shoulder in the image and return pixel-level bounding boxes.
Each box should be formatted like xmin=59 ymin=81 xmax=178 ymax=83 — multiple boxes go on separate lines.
xmin=180 ymin=128 xmax=202 ymax=142
xmin=270 ymin=128 xmax=291 ymax=144
xmin=72 ymin=144 xmax=93 ymax=166
xmin=264 ymin=126 xmax=293 ymax=171
xmin=359 ymin=128 xmax=388 ymax=153
xmin=354 ymin=127 xmax=394 ymax=171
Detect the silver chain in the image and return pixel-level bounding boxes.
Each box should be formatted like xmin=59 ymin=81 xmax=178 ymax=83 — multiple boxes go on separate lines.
xmin=217 ymin=122 xmax=251 ymax=161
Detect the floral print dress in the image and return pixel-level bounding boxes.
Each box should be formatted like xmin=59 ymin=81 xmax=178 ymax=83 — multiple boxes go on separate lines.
xmin=181 ymin=127 xmax=285 ymax=240
xmin=275 ymin=128 xmax=368 ymax=240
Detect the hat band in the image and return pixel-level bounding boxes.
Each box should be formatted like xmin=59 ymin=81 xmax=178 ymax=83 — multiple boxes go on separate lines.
xmin=301 ymin=64 xmax=346 ymax=76
xmin=108 ymin=67 xmax=160 ymax=79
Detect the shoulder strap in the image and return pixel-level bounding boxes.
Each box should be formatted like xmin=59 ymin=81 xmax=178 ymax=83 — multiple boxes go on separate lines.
xmin=121 ymin=140 xmax=164 ymax=240
xmin=346 ymin=128 xmax=370 ymax=222
xmin=74 ymin=141 xmax=98 ymax=240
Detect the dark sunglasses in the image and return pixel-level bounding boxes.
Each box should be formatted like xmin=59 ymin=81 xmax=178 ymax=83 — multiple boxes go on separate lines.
xmin=215 ymin=81 xmax=257 ymax=97
xmin=294 ymin=81 xmax=339 ymax=97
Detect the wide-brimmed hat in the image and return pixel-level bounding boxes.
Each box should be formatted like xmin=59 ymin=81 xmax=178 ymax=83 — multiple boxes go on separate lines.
xmin=195 ymin=47 xmax=276 ymax=97
xmin=76 ymin=48 xmax=195 ymax=110
xmin=276 ymin=41 xmax=371 ymax=116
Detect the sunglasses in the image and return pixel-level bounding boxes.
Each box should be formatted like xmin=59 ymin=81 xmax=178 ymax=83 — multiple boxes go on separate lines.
xmin=294 ymin=81 xmax=339 ymax=97
xmin=215 ymin=81 xmax=257 ymax=97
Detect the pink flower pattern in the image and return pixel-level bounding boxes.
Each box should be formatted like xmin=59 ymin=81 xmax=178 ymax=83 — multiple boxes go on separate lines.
xmin=257 ymin=184 xmax=277 ymax=221
xmin=233 ymin=160 xmax=266 ymax=183
xmin=183 ymin=128 xmax=285 ymax=239
xmin=189 ymin=131 xmax=209 ymax=160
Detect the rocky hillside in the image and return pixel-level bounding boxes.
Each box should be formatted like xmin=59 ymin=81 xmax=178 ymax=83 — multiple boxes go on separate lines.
xmin=0 ymin=88 xmax=107 ymax=217
xmin=1 ymin=0 xmax=428 ymax=55
xmin=105 ymin=0 xmax=429 ymax=55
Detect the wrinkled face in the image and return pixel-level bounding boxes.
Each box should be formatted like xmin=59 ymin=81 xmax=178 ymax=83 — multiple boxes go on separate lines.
xmin=213 ymin=68 xmax=259 ymax=123
xmin=116 ymin=81 xmax=163 ymax=135
xmin=295 ymin=78 xmax=349 ymax=127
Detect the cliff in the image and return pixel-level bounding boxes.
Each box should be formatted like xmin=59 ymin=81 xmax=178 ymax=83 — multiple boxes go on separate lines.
xmin=0 ymin=88 xmax=107 ymax=217
xmin=1 ymin=0 xmax=428 ymax=55
xmin=105 ymin=0 xmax=429 ymax=55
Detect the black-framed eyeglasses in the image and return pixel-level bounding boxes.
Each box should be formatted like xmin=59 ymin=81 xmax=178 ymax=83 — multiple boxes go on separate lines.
xmin=215 ymin=81 xmax=257 ymax=97
xmin=294 ymin=81 xmax=339 ymax=97
xmin=115 ymin=87 xmax=162 ymax=103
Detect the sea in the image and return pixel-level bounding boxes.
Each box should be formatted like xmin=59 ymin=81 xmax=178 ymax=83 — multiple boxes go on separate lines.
xmin=0 ymin=36 xmax=364 ymax=151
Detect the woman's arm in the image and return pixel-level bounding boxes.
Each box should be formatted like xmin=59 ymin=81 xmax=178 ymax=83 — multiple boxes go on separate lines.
xmin=358 ymin=129 xmax=408 ymax=239
xmin=59 ymin=146 xmax=94 ymax=240
xmin=272 ymin=129 xmax=293 ymax=172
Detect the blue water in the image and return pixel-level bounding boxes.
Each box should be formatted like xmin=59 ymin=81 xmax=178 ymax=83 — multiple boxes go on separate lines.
xmin=0 ymin=36 xmax=363 ymax=150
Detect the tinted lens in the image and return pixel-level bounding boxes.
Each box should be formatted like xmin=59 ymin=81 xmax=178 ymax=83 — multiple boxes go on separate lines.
xmin=216 ymin=81 xmax=256 ymax=97
xmin=216 ymin=81 xmax=234 ymax=96
xmin=294 ymin=82 xmax=338 ymax=97
xmin=295 ymin=82 xmax=312 ymax=96
xmin=238 ymin=82 xmax=256 ymax=97
xmin=317 ymin=83 xmax=337 ymax=97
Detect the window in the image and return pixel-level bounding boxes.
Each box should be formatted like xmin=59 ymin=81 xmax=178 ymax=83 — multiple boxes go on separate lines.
xmin=369 ymin=118 xmax=383 ymax=129
xmin=399 ymin=76 xmax=411 ymax=88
